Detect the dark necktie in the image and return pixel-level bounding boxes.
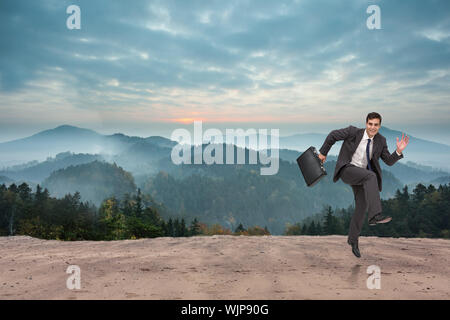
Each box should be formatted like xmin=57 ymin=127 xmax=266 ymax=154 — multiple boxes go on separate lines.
xmin=366 ymin=139 xmax=373 ymax=171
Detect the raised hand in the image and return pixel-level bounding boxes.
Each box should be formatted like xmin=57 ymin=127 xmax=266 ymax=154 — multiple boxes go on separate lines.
xmin=396 ymin=133 xmax=410 ymax=154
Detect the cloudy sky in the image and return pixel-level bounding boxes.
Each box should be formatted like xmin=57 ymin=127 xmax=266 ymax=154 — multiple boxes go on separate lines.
xmin=1 ymin=0 xmax=449 ymax=143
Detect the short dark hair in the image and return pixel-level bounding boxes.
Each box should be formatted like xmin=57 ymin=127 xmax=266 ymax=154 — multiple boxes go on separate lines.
xmin=366 ymin=112 xmax=382 ymax=124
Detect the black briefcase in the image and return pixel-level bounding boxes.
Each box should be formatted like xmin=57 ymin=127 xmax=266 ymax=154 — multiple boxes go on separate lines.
xmin=296 ymin=146 xmax=327 ymax=187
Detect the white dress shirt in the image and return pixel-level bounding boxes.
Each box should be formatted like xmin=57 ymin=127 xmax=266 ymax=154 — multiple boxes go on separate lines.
xmin=349 ymin=130 xmax=402 ymax=169
xmin=350 ymin=130 xmax=373 ymax=169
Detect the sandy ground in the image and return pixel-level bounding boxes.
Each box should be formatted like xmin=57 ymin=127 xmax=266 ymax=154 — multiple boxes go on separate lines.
xmin=0 ymin=235 xmax=449 ymax=300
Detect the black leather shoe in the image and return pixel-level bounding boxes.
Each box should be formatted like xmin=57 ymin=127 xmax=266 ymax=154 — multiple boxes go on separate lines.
xmin=347 ymin=239 xmax=361 ymax=258
xmin=369 ymin=214 xmax=392 ymax=226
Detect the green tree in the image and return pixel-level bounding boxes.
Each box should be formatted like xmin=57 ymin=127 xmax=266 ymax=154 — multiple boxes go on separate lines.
xmin=323 ymin=206 xmax=341 ymax=235
xmin=166 ymin=218 xmax=174 ymax=237
xmin=301 ymin=223 xmax=308 ymax=235
xmin=235 ymin=223 xmax=246 ymax=233
xmin=134 ymin=188 xmax=143 ymax=217
xmin=98 ymin=197 xmax=126 ymax=240
xmin=307 ymin=221 xmax=316 ymax=235
xmin=315 ymin=221 xmax=323 ymax=235
xmin=189 ymin=218 xmax=202 ymax=236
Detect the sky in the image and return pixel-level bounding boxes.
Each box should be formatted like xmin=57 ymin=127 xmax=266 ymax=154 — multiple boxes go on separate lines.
xmin=1 ymin=0 xmax=449 ymax=144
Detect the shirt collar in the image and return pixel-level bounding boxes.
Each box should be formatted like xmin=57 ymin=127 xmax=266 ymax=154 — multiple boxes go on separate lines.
xmin=363 ymin=129 xmax=372 ymax=141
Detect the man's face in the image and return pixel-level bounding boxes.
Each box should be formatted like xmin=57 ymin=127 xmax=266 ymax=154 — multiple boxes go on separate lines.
xmin=366 ymin=118 xmax=381 ymax=138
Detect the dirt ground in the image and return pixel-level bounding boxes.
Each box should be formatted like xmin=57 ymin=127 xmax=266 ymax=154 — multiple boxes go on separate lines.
xmin=0 ymin=235 xmax=449 ymax=299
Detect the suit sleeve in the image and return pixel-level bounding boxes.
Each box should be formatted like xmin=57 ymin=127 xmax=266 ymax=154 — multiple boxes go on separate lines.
xmin=380 ymin=137 xmax=403 ymax=166
xmin=319 ymin=126 xmax=356 ymax=156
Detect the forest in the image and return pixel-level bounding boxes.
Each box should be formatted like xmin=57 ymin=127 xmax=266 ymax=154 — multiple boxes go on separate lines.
xmin=1 ymin=181 xmax=448 ymax=240
xmin=0 ymin=183 xmax=269 ymax=240
xmin=285 ymin=183 xmax=450 ymax=239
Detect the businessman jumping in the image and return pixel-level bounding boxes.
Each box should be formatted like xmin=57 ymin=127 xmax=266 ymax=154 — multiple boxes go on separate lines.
xmin=318 ymin=112 xmax=410 ymax=258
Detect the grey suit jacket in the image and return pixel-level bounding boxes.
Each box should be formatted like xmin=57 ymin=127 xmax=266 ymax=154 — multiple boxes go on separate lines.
xmin=319 ymin=126 xmax=403 ymax=192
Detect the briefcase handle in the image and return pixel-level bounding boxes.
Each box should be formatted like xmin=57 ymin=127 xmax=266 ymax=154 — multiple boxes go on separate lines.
xmin=311 ymin=147 xmax=325 ymax=171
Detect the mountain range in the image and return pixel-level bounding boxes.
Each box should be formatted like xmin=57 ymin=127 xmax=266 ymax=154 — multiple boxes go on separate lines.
xmin=0 ymin=125 xmax=176 ymax=167
xmin=1 ymin=124 xmax=448 ymax=183
xmin=1 ymin=124 xmax=449 ymax=170
xmin=0 ymin=125 xmax=448 ymax=234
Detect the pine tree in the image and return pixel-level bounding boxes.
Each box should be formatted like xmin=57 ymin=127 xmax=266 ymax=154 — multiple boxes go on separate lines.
xmin=412 ymin=183 xmax=427 ymax=202
xmin=316 ymin=221 xmax=323 ymax=235
xmin=134 ymin=188 xmax=143 ymax=218
xmin=323 ymin=206 xmax=338 ymax=235
xmin=167 ymin=218 xmax=174 ymax=237
xmin=8 ymin=183 xmax=18 ymax=194
xmin=301 ymin=223 xmax=308 ymax=235
xmin=307 ymin=221 xmax=316 ymax=235
xmin=172 ymin=218 xmax=178 ymax=236
xmin=99 ymin=197 xmax=125 ymax=240
xmin=4 ymin=189 xmax=18 ymax=235
xmin=235 ymin=223 xmax=245 ymax=233
xmin=180 ymin=218 xmax=187 ymax=237
xmin=18 ymin=183 xmax=32 ymax=201
xmin=189 ymin=218 xmax=202 ymax=236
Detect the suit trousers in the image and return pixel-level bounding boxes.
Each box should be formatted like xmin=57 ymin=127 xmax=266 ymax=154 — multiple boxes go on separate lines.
xmin=339 ymin=164 xmax=382 ymax=243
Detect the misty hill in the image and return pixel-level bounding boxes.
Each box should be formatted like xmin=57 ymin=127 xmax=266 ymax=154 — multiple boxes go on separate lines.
xmin=0 ymin=125 xmax=176 ymax=166
xmin=268 ymin=148 xmax=338 ymax=164
xmin=42 ymin=161 xmax=137 ymax=206
xmin=280 ymin=133 xmax=343 ymax=154
xmin=0 ymin=124 xmax=443 ymax=198
xmin=2 ymin=141 xmax=437 ymax=188
xmin=380 ymin=161 xmax=448 ymax=185
xmin=0 ymin=125 xmax=104 ymax=165
xmin=0 ymin=176 xmax=13 ymax=184
xmin=110 ymin=140 xmax=176 ymax=176
xmin=430 ymin=176 xmax=450 ymax=186
xmin=1 ymin=160 xmax=40 ymax=171
xmin=2 ymin=124 xmax=450 ymax=171
xmin=0 ymin=152 xmax=104 ymax=183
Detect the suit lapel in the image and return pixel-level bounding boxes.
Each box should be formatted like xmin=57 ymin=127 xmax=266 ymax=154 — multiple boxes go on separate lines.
xmin=372 ymin=133 xmax=381 ymax=157
xmin=352 ymin=129 xmax=365 ymax=153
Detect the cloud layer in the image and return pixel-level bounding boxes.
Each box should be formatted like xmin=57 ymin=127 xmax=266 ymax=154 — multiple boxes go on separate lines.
xmin=0 ymin=0 xmax=449 ymax=141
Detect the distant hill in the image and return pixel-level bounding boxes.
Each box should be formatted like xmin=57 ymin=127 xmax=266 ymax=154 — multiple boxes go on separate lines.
xmin=381 ymin=161 xmax=448 ymax=185
xmin=0 ymin=125 xmax=104 ymax=164
xmin=272 ymin=148 xmax=338 ymax=164
xmin=42 ymin=161 xmax=137 ymax=206
xmin=429 ymin=176 xmax=450 ymax=186
xmin=110 ymin=140 xmax=176 ymax=176
xmin=2 ymin=124 xmax=449 ymax=171
xmin=0 ymin=175 xmax=13 ymax=184
xmin=0 ymin=152 xmax=103 ymax=183
xmin=279 ymin=133 xmax=343 ymax=155
xmin=0 ymin=125 xmax=176 ymax=166
xmin=2 ymin=124 xmax=449 ymax=170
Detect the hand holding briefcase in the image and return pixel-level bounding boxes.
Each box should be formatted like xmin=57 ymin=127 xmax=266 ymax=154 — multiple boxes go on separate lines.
xmin=296 ymin=146 xmax=327 ymax=187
